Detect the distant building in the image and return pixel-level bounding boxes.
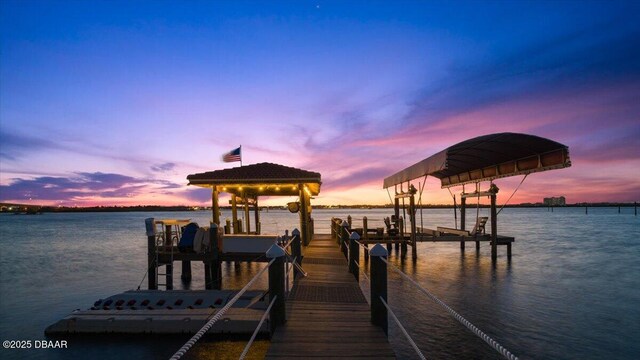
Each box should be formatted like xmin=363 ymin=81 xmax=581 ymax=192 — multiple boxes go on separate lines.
xmin=543 ymin=196 xmax=566 ymax=206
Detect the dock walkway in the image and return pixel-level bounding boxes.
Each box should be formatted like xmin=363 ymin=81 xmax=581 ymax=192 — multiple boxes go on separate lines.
xmin=266 ymin=234 xmax=396 ymax=359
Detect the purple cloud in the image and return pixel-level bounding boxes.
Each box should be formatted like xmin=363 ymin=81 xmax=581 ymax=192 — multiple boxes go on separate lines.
xmin=150 ymin=162 xmax=176 ymax=172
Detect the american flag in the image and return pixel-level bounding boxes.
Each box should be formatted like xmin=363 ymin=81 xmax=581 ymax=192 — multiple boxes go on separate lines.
xmin=222 ymin=146 xmax=241 ymax=163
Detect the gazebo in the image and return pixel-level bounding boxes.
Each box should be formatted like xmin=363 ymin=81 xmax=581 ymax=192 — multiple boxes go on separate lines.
xmin=187 ymin=162 xmax=321 ymax=245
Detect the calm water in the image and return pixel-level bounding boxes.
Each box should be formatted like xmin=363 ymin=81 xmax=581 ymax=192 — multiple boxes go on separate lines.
xmin=0 ymin=208 xmax=638 ymax=359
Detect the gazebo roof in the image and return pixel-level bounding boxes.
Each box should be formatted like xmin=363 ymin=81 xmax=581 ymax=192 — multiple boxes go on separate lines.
xmin=187 ymin=162 xmax=322 ymax=196
xmin=383 ymin=132 xmax=571 ymax=189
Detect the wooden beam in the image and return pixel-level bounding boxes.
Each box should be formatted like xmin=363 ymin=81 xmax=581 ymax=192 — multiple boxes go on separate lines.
xmin=231 ymin=194 xmax=238 ymax=234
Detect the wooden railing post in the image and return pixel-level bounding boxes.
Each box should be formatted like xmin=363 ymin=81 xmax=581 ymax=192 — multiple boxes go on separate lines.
xmin=225 ymin=218 xmax=231 ymax=234
xmin=347 ymin=215 xmax=352 ymax=228
xmin=330 ymin=217 xmax=335 ymax=239
xmin=490 ymin=193 xmax=498 ymax=261
xmin=363 ymin=216 xmax=369 ymax=261
xmin=370 ymin=244 xmax=388 ymax=336
xmin=349 ymin=231 xmax=360 ymax=282
xmin=206 ymin=223 xmax=221 ymax=290
xmin=400 ymin=216 xmax=407 ymax=258
xmin=145 ymin=218 xmax=157 ymax=290
xmin=341 ymin=220 xmax=350 ymax=260
xmin=291 ymin=228 xmax=303 ymax=279
xmin=267 ymin=244 xmax=286 ymax=333
xmin=460 ymin=196 xmax=466 ymax=251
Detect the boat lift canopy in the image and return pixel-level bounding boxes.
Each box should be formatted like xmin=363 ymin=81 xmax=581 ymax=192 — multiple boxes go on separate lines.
xmin=383 ymin=132 xmax=571 ymax=189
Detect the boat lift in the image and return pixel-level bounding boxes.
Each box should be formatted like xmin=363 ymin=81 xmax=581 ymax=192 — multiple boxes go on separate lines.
xmin=382 ymin=132 xmax=572 ymax=261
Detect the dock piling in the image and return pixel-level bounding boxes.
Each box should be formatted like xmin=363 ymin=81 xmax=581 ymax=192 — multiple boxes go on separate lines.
xmin=341 ymin=220 xmax=349 ymax=260
xmin=490 ymin=191 xmax=498 ymax=261
xmin=145 ymin=218 xmax=158 ymax=290
xmin=267 ymin=245 xmax=286 ymax=333
xmin=349 ymin=231 xmax=360 ymax=282
xmin=206 ymin=223 xmax=222 ymax=290
xmin=181 ymin=261 xmax=192 ymax=282
xmin=400 ymin=217 xmax=407 ymax=258
xmin=363 ymin=216 xmax=369 ymax=261
xmin=370 ymin=244 xmax=388 ymax=336
xmin=460 ymin=197 xmax=466 ymax=251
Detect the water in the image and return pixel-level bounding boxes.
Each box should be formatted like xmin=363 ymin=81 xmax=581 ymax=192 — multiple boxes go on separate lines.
xmin=0 ymin=208 xmax=638 ymax=359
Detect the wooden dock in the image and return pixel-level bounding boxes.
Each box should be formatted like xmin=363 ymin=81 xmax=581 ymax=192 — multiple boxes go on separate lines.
xmin=266 ymin=234 xmax=396 ymax=359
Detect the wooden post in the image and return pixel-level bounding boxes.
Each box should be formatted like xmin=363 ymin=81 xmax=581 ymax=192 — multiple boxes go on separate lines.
xmin=363 ymin=216 xmax=369 ymax=261
xmin=207 ymin=223 xmax=221 ymax=290
xmin=212 ymin=187 xmax=220 ymax=225
xmin=460 ymin=196 xmax=466 ymax=251
xmin=394 ymin=198 xmax=400 ymax=223
xmin=291 ymin=228 xmax=302 ymax=279
xmin=491 ymin=193 xmax=497 ymax=261
xmin=635 ymin=202 xmax=637 ymax=216
xmin=618 ymin=206 xmax=621 ymax=214
xmin=165 ymin=263 xmax=173 ymax=290
xmin=400 ymin=216 xmax=407 ymax=258
xmin=267 ymin=244 xmax=286 ymax=333
xmin=254 ymin=197 xmax=260 ymax=234
xmin=181 ymin=261 xmax=192 ymax=282
xmin=331 ymin=217 xmax=335 ymax=239
xmin=299 ymin=185 xmax=310 ymax=246
xmin=347 ymin=215 xmax=352 ymax=228
xmin=585 ymin=206 xmax=588 ymax=215
xmin=370 ymin=244 xmax=388 ymax=336
xmin=145 ymin=218 xmax=157 ymax=290
xmin=409 ymin=194 xmax=417 ymax=260
xmin=231 ymin=194 xmax=238 ymax=234
xmin=225 ymin=219 xmax=231 ymax=234
xmin=341 ymin=220 xmax=349 ymax=260
xmin=243 ymin=193 xmax=251 ymax=234
xmin=349 ymin=231 xmax=360 ymax=282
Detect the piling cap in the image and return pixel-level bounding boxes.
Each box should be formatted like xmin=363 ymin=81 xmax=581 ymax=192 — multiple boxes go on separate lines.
xmin=145 ymin=218 xmax=155 ymax=236
xmin=369 ymin=244 xmax=388 ymax=257
xmin=292 ymin=228 xmax=300 ymax=236
xmin=341 ymin=220 xmax=349 ymax=227
xmin=266 ymin=244 xmax=286 ymax=258
xmin=349 ymin=232 xmax=360 ymax=240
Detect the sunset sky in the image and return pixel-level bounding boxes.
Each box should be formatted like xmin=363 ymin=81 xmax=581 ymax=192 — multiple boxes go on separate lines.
xmin=1 ymin=1 xmax=639 ymax=207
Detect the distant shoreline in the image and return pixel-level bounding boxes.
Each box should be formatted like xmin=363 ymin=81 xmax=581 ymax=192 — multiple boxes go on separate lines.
xmin=1 ymin=202 xmax=636 ymax=213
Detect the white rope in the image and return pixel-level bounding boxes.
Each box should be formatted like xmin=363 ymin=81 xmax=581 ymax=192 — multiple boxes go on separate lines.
xmin=380 ymin=296 xmax=427 ymax=360
xmin=169 ymin=258 xmax=276 ymax=360
xmin=354 ymin=260 xmax=369 ymax=282
xmin=354 ymin=240 xmax=370 ymax=252
xmin=238 ymin=295 xmax=278 ymax=360
xmin=380 ymin=257 xmax=519 ymax=360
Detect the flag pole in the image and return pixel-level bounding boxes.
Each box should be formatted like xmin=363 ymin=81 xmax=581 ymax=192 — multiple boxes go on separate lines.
xmin=240 ymin=145 xmax=242 ymax=167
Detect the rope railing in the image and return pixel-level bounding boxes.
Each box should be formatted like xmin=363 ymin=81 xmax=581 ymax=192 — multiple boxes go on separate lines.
xmin=380 ymin=257 xmax=519 ymax=360
xmin=238 ymin=295 xmax=278 ymax=360
xmin=169 ymin=258 xmax=276 ymax=360
xmin=380 ymin=296 xmax=427 ymax=360
xmin=353 ymin=258 xmax=423 ymax=360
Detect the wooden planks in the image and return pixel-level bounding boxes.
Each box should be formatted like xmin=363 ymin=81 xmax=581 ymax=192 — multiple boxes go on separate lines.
xmin=265 ymin=235 xmax=396 ymax=359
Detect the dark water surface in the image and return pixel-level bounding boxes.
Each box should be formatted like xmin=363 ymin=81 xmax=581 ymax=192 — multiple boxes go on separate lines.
xmin=0 ymin=208 xmax=638 ymax=359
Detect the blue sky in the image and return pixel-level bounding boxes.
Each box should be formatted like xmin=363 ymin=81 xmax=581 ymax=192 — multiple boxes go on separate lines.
xmin=1 ymin=1 xmax=639 ymax=206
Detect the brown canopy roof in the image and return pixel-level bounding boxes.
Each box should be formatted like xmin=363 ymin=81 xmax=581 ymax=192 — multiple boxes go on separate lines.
xmin=383 ymin=132 xmax=571 ymax=189
xmin=188 ymin=162 xmax=322 ymax=196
